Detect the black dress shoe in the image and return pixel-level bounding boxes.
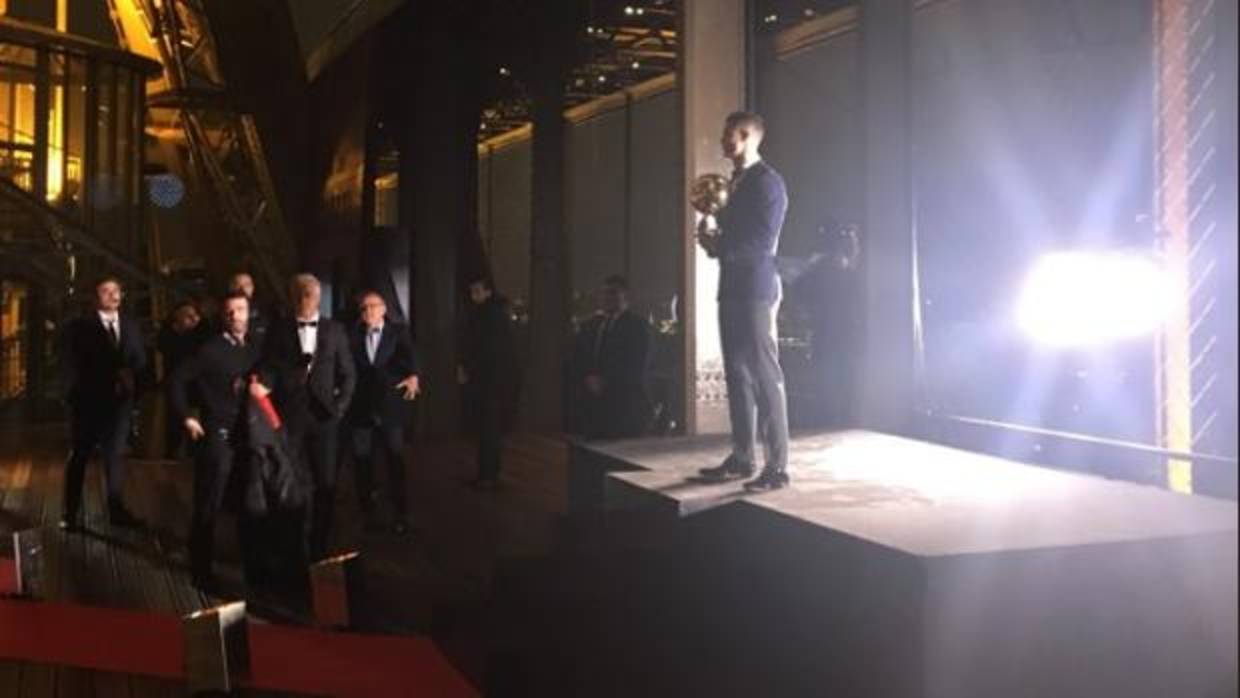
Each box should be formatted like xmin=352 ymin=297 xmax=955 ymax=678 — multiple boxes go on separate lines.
xmin=108 ymin=503 xmax=144 ymax=528
xmin=698 ymin=456 xmax=755 ymax=481
xmin=744 ymin=468 xmax=790 ymax=492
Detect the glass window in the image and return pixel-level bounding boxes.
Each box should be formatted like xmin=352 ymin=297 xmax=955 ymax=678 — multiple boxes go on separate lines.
xmin=115 ymin=66 xmax=131 ymax=235
xmin=46 ymin=51 xmax=65 ymax=203
xmin=62 ymin=54 xmax=86 ymax=218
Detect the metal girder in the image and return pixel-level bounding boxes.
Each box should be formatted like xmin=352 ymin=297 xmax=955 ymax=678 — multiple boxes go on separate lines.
xmin=132 ymin=0 xmax=295 ymax=302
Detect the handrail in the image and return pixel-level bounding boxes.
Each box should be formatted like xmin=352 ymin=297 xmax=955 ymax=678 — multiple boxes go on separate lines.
xmin=0 ymin=176 xmax=187 ymax=294
xmin=928 ymin=411 xmax=1239 ymax=467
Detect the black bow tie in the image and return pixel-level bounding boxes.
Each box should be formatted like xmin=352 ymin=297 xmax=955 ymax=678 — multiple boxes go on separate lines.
xmin=298 ymin=320 xmax=318 ymax=328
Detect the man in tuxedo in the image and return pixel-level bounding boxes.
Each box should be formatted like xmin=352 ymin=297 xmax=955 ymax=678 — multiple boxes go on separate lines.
xmin=227 ymin=271 xmax=271 ymax=350
xmin=573 ymin=275 xmax=651 ymax=439
xmin=254 ymin=273 xmax=355 ymax=561
xmin=61 ymin=276 xmax=147 ymax=530
xmin=346 ymin=291 xmax=420 ymax=534
xmin=167 ymin=291 xmax=262 ymax=591
xmin=696 ymin=111 xmax=792 ymax=491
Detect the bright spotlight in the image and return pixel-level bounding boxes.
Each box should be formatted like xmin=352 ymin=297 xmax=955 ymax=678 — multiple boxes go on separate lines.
xmin=1016 ymin=251 xmax=1174 ymax=347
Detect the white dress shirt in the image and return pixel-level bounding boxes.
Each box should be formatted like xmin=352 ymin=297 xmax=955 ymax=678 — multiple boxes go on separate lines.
xmin=98 ymin=310 xmax=120 ymax=344
xmin=296 ymin=314 xmax=320 ymax=355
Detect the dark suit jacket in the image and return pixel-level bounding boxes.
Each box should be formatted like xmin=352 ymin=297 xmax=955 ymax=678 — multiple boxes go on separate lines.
xmin=168 ymin=334 xmax=261 ymax=431
xmin=715 ymin=160 xmax=789 ymax=303
xmin=462 ymin=297 xmax=520 ymax=430
xmin=62 ymin=311 xmax=147 ymax=416
xmin=575 ymin=309 xmax=651 ymax=435
xmin=346 ymin=321 xmax=418 ymax=428
xmin=260 ymin=317 xmax=356 ymax=425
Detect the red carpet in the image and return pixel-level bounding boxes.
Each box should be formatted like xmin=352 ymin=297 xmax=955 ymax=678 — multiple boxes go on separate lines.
xmin=0 ymin=556 xmax=16 ymax=596
xmin=0 ymin=563 xmax=477 ymax=697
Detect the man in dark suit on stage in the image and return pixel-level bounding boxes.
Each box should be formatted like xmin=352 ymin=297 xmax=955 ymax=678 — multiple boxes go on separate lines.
xmin=573 ymin=275 xmax=651 ymax=439
xmin=346 ymin=291 xmax=420 ymax=534
xmin=253 ymin=273 xmax=356 ymax=561
xmin=60 ymin=275 xmax=148 ymax=530
xmin=696 ymin=111 xmax=792 ymax=491
xmin=167 ymin=291 xmax=262 ymax=591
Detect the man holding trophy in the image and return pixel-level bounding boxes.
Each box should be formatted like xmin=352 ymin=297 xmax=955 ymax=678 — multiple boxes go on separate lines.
xmin=693 ymin=111 xmax=792 ymax=491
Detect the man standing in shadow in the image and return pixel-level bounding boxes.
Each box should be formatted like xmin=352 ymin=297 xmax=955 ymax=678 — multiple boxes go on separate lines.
xmin=695 ymin=111 xmax=792 ymax=491
xmin=60 ymin=275 xmax=148 ymax=530
xmin=573 ymin=275 xmax=651 ymax=440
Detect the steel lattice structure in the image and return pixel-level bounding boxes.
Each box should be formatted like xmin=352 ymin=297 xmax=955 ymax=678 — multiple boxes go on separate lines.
xmin=124 ymin=0 xmax=295 ymax=302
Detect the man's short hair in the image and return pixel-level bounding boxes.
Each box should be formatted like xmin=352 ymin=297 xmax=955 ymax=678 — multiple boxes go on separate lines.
xmin=290 ymin=273 xmax=320 ymax=295
xmin=603 ymin=275 xmax=629 ymax=292
xmin=357 ymin=289 xmax=385 ymax=306
xmin=94 ymin=274 xmax=122 ymax=291
xmin=725 ymin=111 xmax=766 ymax=136
xmin=221 ymin=290 xmax=250 ymax=307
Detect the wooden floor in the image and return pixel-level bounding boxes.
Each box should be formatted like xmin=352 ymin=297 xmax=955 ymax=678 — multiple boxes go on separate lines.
xmin=0 ymin=421 xmax=571 ymax=696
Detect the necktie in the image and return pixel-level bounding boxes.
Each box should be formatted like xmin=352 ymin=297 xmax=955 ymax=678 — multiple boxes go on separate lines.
xmin=298 ymin=320 xmax=318 ymax=328
xmin=593 ymin=315 xmax=613 ymax=363
xmin=367 ymin=328 xmax=380 ymax=364
xmin=106 ymin=320 xmax=119 ymax=347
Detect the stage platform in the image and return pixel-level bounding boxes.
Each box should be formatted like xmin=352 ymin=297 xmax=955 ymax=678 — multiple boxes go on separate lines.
xmin=570 ymin=430 xmax=1239 ymax=698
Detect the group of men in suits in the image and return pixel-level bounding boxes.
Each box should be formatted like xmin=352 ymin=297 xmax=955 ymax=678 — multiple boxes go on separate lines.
xmin=61 ymin=271 xmax=422 ymax=597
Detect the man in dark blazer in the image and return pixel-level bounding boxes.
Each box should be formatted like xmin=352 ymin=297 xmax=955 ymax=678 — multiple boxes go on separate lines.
xmin=60 ymin=276 xmax=147 ymax=530
xmin=458 ymin=277 xmax=520 ymax=490
xmin=573 ymin=275 xmax=651 ymax=439
xmin=696 ymin=111 xmax=792 ymax=491
xmin=167 ymin=291 xmax=262 ymax=591
xmin=346 ymin=291 xmax=419 ymax=534
xmin=254 ymin=273 xmax=356 ymax=561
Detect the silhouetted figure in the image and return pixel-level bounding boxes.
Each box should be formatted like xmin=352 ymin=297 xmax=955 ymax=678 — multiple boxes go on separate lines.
xmin=805 ymin=220 xmax=861 ymax=427
xmin=60 ymin=276 xmax=147 ymax=530
xmin=157 ymin=300 xmax=209 ymax=459
xmin=459 ymin=278 xmax=519 ymax=490
xmin=571 ymin=275 xmax=651 ymax=439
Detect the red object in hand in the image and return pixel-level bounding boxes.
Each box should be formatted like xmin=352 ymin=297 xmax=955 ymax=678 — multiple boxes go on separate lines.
xmin=250 ymin=374 xmax=281 ymax=430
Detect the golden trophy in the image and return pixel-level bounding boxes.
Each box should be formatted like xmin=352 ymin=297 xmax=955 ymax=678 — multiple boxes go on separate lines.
xmin=690 ymin=173 xmax=729 ymax=256
xmin=690 ymin=173 xmax=730 ymax=216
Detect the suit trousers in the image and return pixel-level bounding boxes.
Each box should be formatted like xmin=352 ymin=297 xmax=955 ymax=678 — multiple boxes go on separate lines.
xmin=189 ymin=429 xmax=263 ymax=582
xmin=63 ymin=404 xmax=132 ymax=517
xmin=719 ymin=297 xmax=790 ymax=473
xmin=350 ymin=422 xmax=407 ymax=515
xmin=287 ymin=414 xmax=340 ymax=561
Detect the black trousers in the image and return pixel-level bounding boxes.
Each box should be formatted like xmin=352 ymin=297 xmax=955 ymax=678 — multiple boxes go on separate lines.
xmin=719 ymin=297 xmax=790 ymax=473
xmin=287 ymin=414 xmax=340 ymax=560
xmin=476 ymin=397 xmax=504 ymax=481
xmin=350 ymin=421 xmax=407 ymax=515
xmin=189 ymin=428 xmax=263 ymax=582
xmin=63 ymin=403 xmax=132 ymax=517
